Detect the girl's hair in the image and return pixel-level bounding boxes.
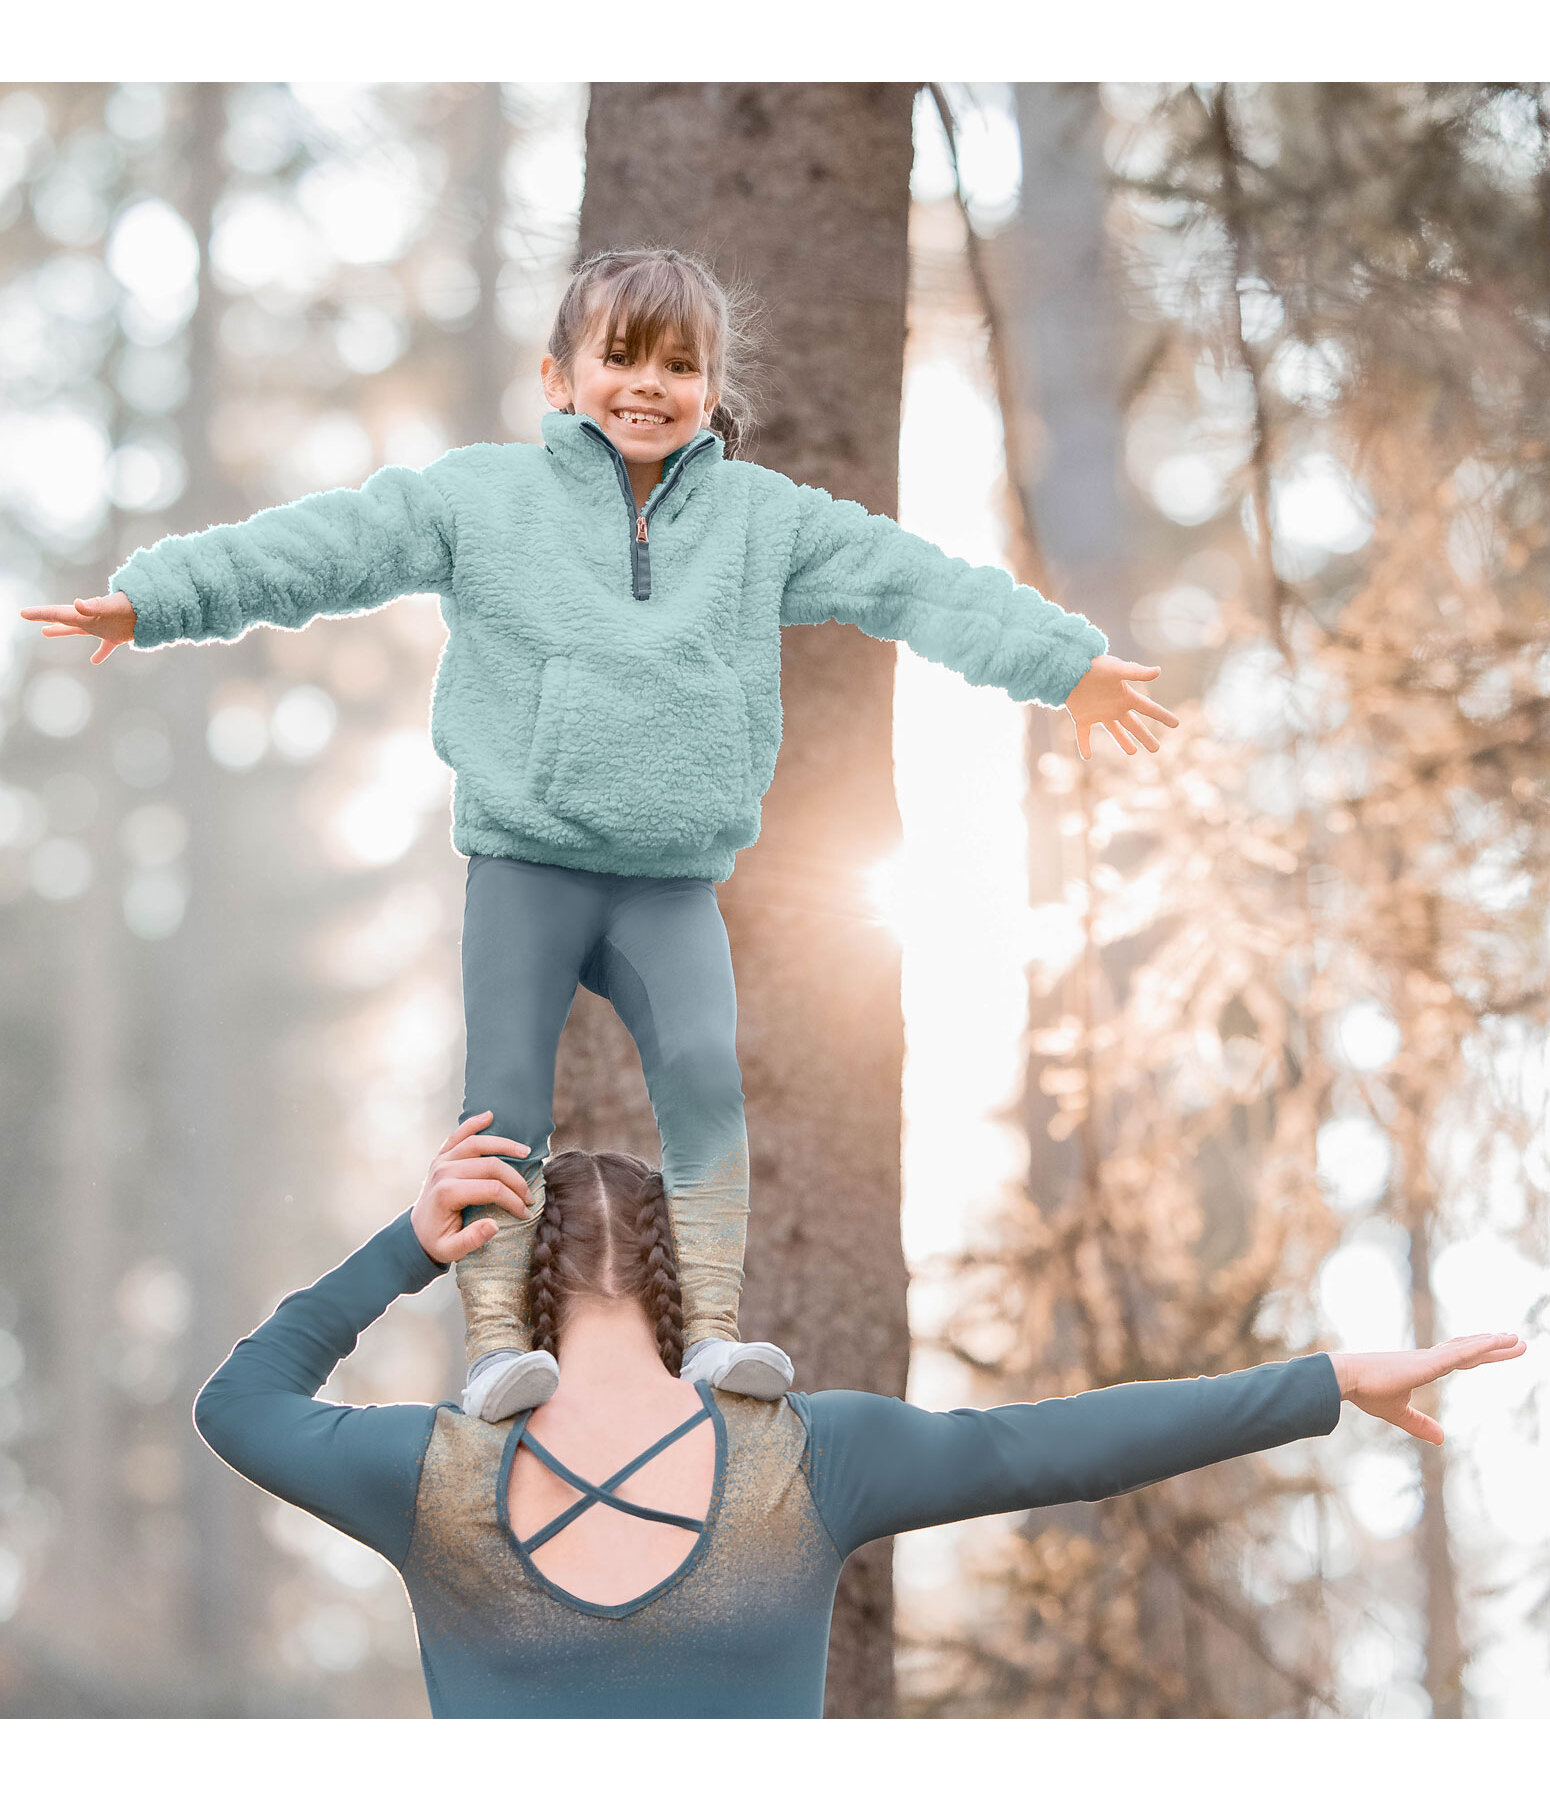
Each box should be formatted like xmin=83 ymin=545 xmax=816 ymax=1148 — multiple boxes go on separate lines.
xmin=547 ymin=246 xmax=761 ymax=458
xmin=530 ymin=1149 xmax=685 ymax=1375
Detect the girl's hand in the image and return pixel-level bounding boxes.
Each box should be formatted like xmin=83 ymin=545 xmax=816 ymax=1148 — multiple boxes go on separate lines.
xmin=1328 ymin=1333 xmax=1527 ymax=1444
xmin=20 ymin=591 xmax=138 ymax=664
xmin=1064 ymin=655 xmax=1181 ymax=759
xmin=411 ymin=1112 xmax=533 ymax=1265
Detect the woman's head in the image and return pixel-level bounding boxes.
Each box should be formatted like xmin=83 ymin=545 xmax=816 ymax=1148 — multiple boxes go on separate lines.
xmin=530 ymin=1150 xmax=685 ymax=1375
xmin=540 ymin=247 xmax=759 ymax=460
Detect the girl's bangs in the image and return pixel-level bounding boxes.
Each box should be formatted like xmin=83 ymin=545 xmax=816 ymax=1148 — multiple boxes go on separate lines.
xmin=591 ymin=261 xmax=721 ymax=373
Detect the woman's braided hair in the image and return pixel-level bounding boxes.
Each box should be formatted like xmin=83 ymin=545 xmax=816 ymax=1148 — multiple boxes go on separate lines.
xmin=529 ymin=1150 xmax=685 ymax=1375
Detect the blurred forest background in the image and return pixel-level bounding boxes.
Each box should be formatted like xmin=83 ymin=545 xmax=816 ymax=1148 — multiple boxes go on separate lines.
xmin=0 ymin=81 xmax=1547 ymax=1719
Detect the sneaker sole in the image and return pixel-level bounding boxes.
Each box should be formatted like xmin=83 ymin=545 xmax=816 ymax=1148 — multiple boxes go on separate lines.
xmin=479 ymin=1358 xmax=559 ymax=1421
xmin=713 ymin=1349 xmax=794 ymax=1401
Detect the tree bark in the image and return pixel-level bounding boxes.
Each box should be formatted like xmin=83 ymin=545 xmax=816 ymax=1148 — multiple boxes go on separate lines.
xmin=564 ymin=81 xmax=916 ymax=1717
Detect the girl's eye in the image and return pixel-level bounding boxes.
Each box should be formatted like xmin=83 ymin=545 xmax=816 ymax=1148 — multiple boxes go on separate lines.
xmin=605 ymin=351 xmax=629 ymax=365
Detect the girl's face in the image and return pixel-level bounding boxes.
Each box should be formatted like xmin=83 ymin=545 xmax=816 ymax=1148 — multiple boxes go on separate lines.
xmin=541 ymin=316 xmax=718 ymax=468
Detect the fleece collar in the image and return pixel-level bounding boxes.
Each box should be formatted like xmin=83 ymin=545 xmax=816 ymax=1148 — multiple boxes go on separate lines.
xmin=540 ymin=410 xmax=724 ymax=520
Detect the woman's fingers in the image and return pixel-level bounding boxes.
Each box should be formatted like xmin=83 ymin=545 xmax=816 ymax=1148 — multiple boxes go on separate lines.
xmin=439 ymin=1112 xmax=493 ymax=1153
xmin=452 ymin=1133 xmax=531 ymax=1163
xmin=440 ymin=1215 xmax=502 ymax=1263
xmin=443 ymin=1175 xmax=529 ymax=1217
xmin=449 ymin=1157 xmax=531 ymax=1205
xmin=1398 ymin=1404 xmax=1443 ymax=1445
xmin=1432 ymin=1332 xmax=1525 ymax=1375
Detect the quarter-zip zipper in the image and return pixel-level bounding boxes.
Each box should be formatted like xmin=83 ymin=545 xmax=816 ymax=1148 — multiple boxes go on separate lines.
xmin=579 ymin=419 xmax=715 ymax=602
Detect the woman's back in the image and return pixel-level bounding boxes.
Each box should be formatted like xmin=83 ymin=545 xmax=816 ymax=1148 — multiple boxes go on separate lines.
xmin=408 ymin=1383 xmax=840 ymax=1718
xmin=507 ymin=1380 xmax=717 ymax=1608
xmin=192 ymin=1207 xmax=1344 ymax=1718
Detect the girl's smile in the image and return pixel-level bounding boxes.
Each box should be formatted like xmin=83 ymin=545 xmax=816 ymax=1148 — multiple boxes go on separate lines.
xmin=542 ymin=321 xmax=718 ymax=507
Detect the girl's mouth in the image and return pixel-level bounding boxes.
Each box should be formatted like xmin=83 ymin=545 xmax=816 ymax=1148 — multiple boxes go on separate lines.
xmin=614 ymin=409 xmax=671 ymax=428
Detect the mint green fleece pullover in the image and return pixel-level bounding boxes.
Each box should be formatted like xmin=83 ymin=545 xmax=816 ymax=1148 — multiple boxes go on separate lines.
xmin=112 ymin=410 xmax=1109 ymax=881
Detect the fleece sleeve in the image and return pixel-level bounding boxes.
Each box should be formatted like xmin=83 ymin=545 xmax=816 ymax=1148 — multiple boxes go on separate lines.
xmin=792 ymin=1355 xmax=1342 ymax=1561
xmin=777 ymin=480 xmax=1109 ymax=709
xmin=192 ymin=1210 xmax=449 ymax=1570
xmin=113 ymin=462 xmax=456 ymax=649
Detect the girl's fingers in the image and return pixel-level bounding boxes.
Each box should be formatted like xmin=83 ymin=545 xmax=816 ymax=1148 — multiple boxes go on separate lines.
xmin=1128 ymin=691 xmax=1182 ymax=728
xmin=1102 ymin=720 xmax=1139 ymax=756
xmin=1115 ymin=661 xmax=1161 ymax=679
xmin=1123 ymin=713 xmax=1162 ymax=752
xmin=41 ymin=623 xmax=89 ymax=637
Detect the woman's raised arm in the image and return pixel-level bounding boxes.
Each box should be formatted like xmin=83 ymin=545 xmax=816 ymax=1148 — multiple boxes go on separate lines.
xmin=192 ymin=1116 xmax=530 ymax=1568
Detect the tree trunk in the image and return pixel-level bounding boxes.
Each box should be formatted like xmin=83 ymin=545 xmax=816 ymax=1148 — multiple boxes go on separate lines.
xmin=457 ymin=82 xmax=509 ymax=448
xmin=567 ymin=82 xmax=916 ymax=1717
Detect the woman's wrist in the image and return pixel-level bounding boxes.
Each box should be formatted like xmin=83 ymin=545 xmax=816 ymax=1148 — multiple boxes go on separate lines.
xmin=1327 ymin=1351 xmax=1352 ymax=1399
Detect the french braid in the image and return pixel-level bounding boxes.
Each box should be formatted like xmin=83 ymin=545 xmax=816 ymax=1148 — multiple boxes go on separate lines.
xmin=526 ymin=1149 xmax=685 ymax=1374
xmin=635 ymin=1171 xmax=685 ymax=1376
xmin=529 ymin=1194 xmax=564 ymax=1361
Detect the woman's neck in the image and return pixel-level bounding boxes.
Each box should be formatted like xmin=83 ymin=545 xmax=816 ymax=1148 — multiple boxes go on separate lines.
xmin=551 ymin=1296 xmax=682 ymax=1400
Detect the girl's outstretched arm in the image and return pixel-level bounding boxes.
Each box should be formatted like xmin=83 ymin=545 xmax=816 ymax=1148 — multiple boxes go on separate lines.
xmin=776 ymin=481 xmax=1181 ymax=754
xmin=793 ymin=1335 xmax=1524 ymax=1561
xmin=778 ymin=479 xmax=1112 ymax=714
xmin=20 ymin=591 xmax=138 ymax=663
xmin=31 ymin=462 xmax=458 ymax=657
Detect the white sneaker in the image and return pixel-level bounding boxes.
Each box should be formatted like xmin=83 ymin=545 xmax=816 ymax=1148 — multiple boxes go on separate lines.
xmin=461 ymin=1349 xmax=560 ymax=1422
xmin=680 ymin=1337 xmax=795 ymax=1400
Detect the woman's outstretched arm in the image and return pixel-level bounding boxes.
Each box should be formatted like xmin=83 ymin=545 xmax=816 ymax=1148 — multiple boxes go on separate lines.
xmin=192 ymin=1115 xmax=529 ymax=1568
xmin=794 ymin=1336 xmax=1524 ymax=1561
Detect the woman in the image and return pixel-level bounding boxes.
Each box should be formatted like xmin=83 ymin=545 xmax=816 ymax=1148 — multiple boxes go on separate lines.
xmin=194 ymin=1115 xmax=1525 ymax=1719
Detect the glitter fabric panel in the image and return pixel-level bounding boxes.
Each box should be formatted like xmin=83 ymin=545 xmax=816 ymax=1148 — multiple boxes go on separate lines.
xmin=403 ymin=1391 xmax=841 ymax=1718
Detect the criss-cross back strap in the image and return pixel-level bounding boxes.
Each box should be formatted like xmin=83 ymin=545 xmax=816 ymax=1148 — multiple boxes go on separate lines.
xmin=517 ymin=1404 xmax=712 ymax=1556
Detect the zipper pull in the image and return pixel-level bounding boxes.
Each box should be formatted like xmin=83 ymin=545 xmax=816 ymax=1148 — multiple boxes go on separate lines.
xmin=636 ymin=513 xmax=648 ymax=544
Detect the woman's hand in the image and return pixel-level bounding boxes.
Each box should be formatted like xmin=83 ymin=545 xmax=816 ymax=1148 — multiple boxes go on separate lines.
xmin=411 ymin=1112 xmax=533 ymax=1265
xmin=1064 ymin=655 xmax=1181 ymax=759
xmin=20 ymin=591 xmax=138 ymax=664
xmin=1329 ymin=1333 xmax=1526 ymax=1443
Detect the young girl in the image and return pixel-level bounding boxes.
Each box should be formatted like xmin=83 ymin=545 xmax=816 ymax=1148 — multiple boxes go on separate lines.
xmin=23 ymin=247 xmax=1179 ymax=1423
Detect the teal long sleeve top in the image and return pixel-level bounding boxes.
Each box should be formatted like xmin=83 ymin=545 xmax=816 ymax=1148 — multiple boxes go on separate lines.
xmin=193 ymin=1214 xmax=1343 ymax=1718
xmin=112 ymin=413 xmax=1110 ymax=881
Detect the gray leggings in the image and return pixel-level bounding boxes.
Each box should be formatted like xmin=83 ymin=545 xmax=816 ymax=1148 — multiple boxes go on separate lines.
xmin=456 ymin=855 xmax=749 ymax=1357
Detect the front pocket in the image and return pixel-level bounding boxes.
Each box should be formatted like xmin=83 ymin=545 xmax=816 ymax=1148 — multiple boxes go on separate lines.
xmin=534 ymin=650 xmax=752 ymax=857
